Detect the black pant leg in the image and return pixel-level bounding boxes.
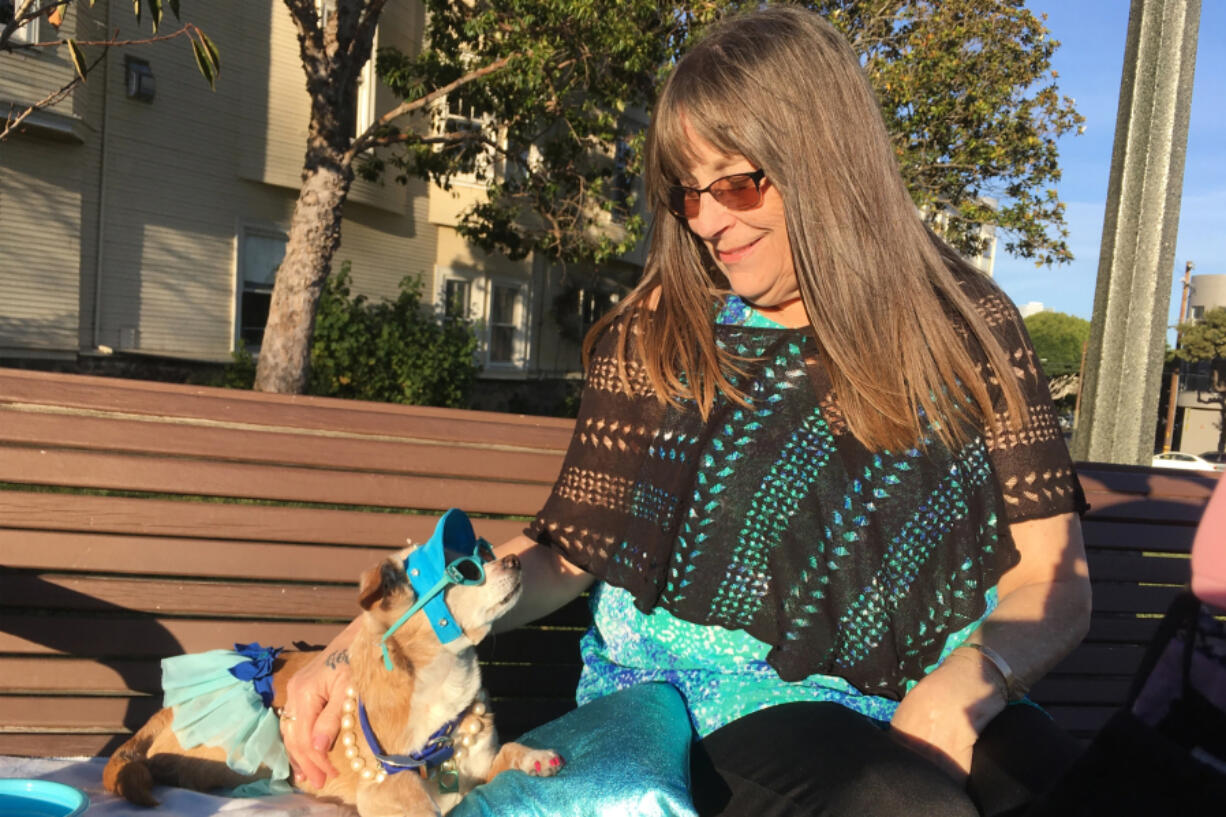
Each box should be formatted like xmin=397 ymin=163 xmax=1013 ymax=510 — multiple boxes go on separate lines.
xmin=967 ymin=703 xmax=1082 ymax=817
xmin=691 ymin=702 xmax=980 ymax=817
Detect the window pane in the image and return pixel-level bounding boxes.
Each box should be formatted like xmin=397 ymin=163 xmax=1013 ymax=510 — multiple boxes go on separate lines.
xmin=243 ymin=234 xmax=286 ymax=286
xmin=240 ymin=232 xmax=286 ymax=348
xmin=240 ymin=288 xmax=272 ymax=348
xmin=445 ymin=280 xmax=470 ymax=319
xmin=490 ymin=326 xmax=515 ymax=363
xmin=491 ymin=285 xmax=517 ymax=324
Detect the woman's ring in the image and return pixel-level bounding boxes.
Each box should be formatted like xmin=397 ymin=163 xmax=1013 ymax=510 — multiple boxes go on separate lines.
xmin=279 ymin=709 xmax=296 ymax=722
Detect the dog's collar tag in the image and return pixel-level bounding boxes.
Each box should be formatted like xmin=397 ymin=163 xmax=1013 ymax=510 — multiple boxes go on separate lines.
xmin=380 ymin=509 xmax=483 ymax=669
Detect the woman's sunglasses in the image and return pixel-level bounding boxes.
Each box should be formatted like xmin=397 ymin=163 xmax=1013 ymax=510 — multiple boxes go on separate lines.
xmin=666 ymin=169 xmax=767 ymax=220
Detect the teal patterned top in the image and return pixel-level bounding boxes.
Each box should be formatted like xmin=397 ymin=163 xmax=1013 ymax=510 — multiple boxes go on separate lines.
xmin=574 ymin=296 xmax=997 ymax=737
xmin=529 ymin=271 xmax=1084 ymax=723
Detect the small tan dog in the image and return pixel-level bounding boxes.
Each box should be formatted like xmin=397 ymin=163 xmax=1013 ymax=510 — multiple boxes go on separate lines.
xmin=104 ymin=512 xmax=562 ymax=816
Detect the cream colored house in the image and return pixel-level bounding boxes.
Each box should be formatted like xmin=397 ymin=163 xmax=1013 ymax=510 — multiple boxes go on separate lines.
xmin=0 ymin=1 xmax=629 ymax=393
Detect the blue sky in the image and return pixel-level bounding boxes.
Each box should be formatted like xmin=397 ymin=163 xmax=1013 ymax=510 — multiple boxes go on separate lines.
xmin=992 ymin=1 xmax=1225 ymax=326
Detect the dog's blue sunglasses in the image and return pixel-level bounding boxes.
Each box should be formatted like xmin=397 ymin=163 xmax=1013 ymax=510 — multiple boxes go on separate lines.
xmin=380 ymin=508 xmax=495 ymax=671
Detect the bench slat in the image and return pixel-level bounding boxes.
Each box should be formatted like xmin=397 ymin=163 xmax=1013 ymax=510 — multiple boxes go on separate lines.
xmin=0 ymin=614 xmax=584 ymax=663
xmin=1079 ymin=490 xmax=1210 ymax=523
xmin=1050 ymin=643 xmax=1147 ymax=676
xmin=0 ymin=734 xmax=123 ymax=758
xmin=0 ymin=574 xmax=359 ymax=619
xmin=1 ymin=533 xmax=388 ymax=582
xmin=0 ymin=491 xmax=531 ymax=548
xmin=1080 ymin=519 xmax=1197 ymax=552
xmin=0 ymin=696 xmax=159 ymax=730
xmin=0 ymin=658 xmax=162 ymax=694
xmin=1029 ymin=676 xmax=1133 ymax=704
xmin=1084 ymin=549 xmax=1190 ymax=583
xmin=0 ymin=411 xmax=566 ymax=484
xmin=1084 ymin=615 xmax=1163 ymax=644
xmin=0 ymin=371 xmax=575 ymax=451
xmin=0 ymin=448 xmax=552 ymax=516
xmin=1076 ymin=465 xmax=1218 ymax=500
xmin=1087 ymin=582 xmax=1185 ymax=615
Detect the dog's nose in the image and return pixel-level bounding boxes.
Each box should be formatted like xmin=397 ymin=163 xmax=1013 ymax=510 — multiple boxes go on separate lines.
xmin=502 ymin=553 xmax=520 ymax=570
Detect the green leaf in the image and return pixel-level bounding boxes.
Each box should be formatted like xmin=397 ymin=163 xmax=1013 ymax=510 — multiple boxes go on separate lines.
xmin=168 ymin=0 xmax=181 ymax=19
xmin=148 ymin=0 xmax=163 ymax=33
xmin=199 ymin=31 xmax=220 ymax=75
xmin=67 ymin=39 xmax=87 ymax=82
xmin=190 ymin=36 xmax=216 ymax=90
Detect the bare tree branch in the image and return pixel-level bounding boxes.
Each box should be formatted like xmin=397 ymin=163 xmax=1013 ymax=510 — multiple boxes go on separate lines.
xmin=351 ymin=0 xmax=388 ymax=62
xmin=347 ymin=53 xmax=515 ymax=159
xmin=282 ymin=0 xmax=327 ymax=73
xmin=1 ymin=23 xmax=204 ymax=141
xmin=1 ymin=0 xmax=71 ymax=51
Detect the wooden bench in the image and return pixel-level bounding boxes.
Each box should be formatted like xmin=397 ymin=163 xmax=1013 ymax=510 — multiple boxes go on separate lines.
xmin=0 ymin=367 xmax=1216 ymax=757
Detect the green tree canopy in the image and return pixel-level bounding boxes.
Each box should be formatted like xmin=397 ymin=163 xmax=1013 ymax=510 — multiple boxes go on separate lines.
xmin=1174 ymin=308 xmax=1226 ymax=367
xmin=822 ymin=0 xmax=1083 ymax=264
xmin=256 ymin=0 xmax=1085 ymax=393
xmin=1024 ymin=310 xmax=1090 ymax=378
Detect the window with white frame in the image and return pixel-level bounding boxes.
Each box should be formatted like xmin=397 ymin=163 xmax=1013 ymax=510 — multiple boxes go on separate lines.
xmin=444 ymin=278 xmax=471 ymax=320
xmin=488 ymin=282 xmax=521 ymax=365
xmin=441 ymin=96 xmax=496 ymax=183
xmin=438 ymin=270 xmax=527 ymax=369
xmin=238 ymin=229 xmax=287 ymax=349
xmin=2 ymin=1 xmax=38 ymax=46
xmin=354 ymin=47 xmax=376 ymax=140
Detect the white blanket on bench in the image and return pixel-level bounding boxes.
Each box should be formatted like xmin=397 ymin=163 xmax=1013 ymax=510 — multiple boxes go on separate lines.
xmin=0 ymin=757 xmax=355 ymax=816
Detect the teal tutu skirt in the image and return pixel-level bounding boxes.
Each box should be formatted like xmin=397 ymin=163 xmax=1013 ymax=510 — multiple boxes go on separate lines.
xmin=162 ymin=645 xmax=292 ymax=796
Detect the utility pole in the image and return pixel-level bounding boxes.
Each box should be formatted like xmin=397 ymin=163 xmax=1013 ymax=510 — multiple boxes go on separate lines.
xmin=1072 ymin=0 xmax=1201 ymax=465
xmin=1162 ymin=260 xmax=1195 ymax=451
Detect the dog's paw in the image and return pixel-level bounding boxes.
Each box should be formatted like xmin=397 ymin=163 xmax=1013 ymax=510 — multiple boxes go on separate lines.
xmin=518 ymin=748 xmax=564 ymax=777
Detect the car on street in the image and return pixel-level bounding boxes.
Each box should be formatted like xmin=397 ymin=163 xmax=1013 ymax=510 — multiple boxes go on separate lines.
xmin=1151 ymin=451 xmax=1226 ymax=472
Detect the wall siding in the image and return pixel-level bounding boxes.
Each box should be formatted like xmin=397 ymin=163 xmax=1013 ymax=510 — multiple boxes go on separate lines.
xmin=0 ymin=131 xmax=83 ymax=353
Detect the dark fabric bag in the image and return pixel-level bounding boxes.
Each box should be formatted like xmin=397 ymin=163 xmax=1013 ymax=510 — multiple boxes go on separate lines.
xmin=1027 ymin=591 xmax=1226 ymax=816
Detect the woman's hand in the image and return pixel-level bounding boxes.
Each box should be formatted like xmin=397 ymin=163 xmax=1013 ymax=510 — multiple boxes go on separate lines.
xmin=281 ymin=619 xmax=360 ymax=788
xmin=889 ymin=649 xmax=1006 ymax=780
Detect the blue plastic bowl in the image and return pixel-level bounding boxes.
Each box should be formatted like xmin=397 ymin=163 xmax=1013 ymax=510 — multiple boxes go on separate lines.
xmin=0 ymin=779 xmax=89 ymax=817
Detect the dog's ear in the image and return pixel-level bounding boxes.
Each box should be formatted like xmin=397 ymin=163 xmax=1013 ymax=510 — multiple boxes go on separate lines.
xmin=357 ymin=559 xmax=408 ymax=611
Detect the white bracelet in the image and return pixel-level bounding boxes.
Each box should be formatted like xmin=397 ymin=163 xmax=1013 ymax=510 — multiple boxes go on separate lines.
xmin=957 ymin=642 xmax=1028 ymax=702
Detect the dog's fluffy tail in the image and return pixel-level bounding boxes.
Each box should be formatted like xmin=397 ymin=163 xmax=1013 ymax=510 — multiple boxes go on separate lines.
xmin=103 ymin=745 xmax=158 ymax=807
xmin=102 ymin=710 xmax=169 ymax=807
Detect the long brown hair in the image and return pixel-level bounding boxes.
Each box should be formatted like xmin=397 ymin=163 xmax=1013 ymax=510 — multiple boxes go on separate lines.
xmin=587 ymin=5 xmax=1026 ymax=451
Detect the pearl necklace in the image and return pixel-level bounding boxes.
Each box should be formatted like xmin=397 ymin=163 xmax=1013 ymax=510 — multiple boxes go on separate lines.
xmin=338 ymin=685 xmax=488 ymax=785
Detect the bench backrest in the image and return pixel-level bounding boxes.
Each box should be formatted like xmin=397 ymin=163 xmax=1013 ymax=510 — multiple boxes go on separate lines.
xmin=1031 ymin=462 xmax=1214 ymax=741
xmin=0 ymin=368 xmax=578 ymax=757
xmin=0 ymin=367 xmax=1214 ymax=755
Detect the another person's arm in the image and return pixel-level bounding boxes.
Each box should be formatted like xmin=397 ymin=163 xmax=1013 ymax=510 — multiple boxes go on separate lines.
xmin=281 ymin=534 xmax=593 ymax=788
xmin=889 ymin=511 xmax=1091 ymax=778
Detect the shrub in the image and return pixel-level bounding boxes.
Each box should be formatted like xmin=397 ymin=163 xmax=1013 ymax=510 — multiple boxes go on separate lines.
xmin=307 ymin=263 xmax=479 ymax=407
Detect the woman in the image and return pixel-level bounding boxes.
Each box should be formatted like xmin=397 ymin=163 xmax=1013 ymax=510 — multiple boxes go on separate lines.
xmin=283 ymin=7 xmax=1090 ymax=816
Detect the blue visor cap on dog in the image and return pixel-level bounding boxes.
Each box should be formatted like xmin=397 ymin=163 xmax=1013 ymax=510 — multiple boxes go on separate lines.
xmin=380 ymin=509 xmax=492 ymax=667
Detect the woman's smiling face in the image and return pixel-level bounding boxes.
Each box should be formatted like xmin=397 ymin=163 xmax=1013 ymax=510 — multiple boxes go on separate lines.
xmin=678 ymin=122 xmax=805 ymax=326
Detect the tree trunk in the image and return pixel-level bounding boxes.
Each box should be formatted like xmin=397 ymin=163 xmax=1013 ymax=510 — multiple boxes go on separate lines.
xmin=254 ymin=151 xmax=353 ymax=394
